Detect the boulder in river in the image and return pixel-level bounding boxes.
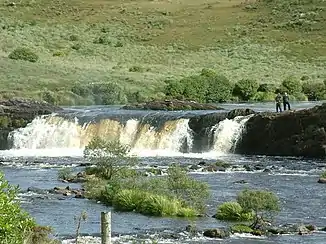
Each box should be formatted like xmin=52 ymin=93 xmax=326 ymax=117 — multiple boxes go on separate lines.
xmin=203 ymin=228 xmax=230 ymax=239
xmin=236 ymin=103 xmax=326 ymax=158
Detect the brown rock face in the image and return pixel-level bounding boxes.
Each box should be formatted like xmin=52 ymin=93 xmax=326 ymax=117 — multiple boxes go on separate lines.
xmin=236 ymin=104 xmax=326 ymax=158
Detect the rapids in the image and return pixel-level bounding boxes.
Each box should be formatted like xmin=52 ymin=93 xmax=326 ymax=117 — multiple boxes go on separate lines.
xmin=0 ymin=101 xmax=326 ymax=244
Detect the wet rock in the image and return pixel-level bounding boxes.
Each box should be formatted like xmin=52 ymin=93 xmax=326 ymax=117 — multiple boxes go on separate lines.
xmin=263 ymin=168 xmax=272 ymax=173
xmin=236 ymin=103 xmax=326 ymax=158
xmin=319 ymin=226 xmax=326 ymax=231
xmin=185 ymin=224 xmax=198 ymax=234
xmin=121 ymin=99 xmax=223 ymax=111
xmin=298 ymin=225 xmax=310 ymax=235
xmin=254 ymin=164 xmax=264 ymax=170
xmin=318 ymin=178 xmax=326 ymax=183
xmin=49 ymin=186 xmax=85 ymax=199
xmin=203 ymin=228 xmax=230 ymax=239
xmin=243 ymin=165 xmax=253 ymax=171
xmin=189 ymin=164 xmax=201 ymax=170
xmin=233 ymin=179 xmax=248 ymax=184
xmin=27 ymin=187 xmax=48 ymax=194
xmin=198 ymin=161 xmax=207 ymax=166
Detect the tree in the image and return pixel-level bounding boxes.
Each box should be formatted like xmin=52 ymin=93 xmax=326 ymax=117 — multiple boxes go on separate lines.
xmin=282 ymin=76 xmax=302 ymax=94
xmin=83 ymin=137 xmax=136 ymax=180
xmin=236 ymin=189 xmax=280 ymax=229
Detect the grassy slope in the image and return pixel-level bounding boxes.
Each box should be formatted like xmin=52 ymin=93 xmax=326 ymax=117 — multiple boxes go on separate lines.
xmin=0 ymin=0 xmax=325 ymax=104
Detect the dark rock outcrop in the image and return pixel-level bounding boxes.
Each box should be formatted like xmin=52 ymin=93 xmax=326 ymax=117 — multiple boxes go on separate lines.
xmin=0 ymin=98 xmax=62 ymax=149
xmin=121 ymin=99 xmax=223 ymax=111
xmin=236 ymin=104 xmax=326 ymax=158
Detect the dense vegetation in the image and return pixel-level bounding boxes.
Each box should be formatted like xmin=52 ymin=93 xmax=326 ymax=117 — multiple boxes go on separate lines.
xmin=0 ymin=0 xmax=325 ymax=105
xmin=0 ymin=172 xmax=57 ymax=244
xmin=216 ymin=188 xmax=280 ymax=230
xmin=83 ymin=137 xmax=210 ymax=217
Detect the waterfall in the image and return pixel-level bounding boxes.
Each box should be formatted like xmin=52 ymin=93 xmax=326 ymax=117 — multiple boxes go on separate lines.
xmin=4 ymin=113 xmax=252 ymax=157
xmin=210 ymin=115 xmax=252 ymax=154
xmin=6 ymin=115 xmax=193 ymax=156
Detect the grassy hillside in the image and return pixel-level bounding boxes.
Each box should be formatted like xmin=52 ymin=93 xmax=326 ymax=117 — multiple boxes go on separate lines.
xmin=0 ymin=0 xmax=325 ymax=105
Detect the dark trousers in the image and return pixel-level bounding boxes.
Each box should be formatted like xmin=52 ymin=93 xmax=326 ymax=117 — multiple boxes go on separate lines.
xmin=283 ymin=102 xmax=291 ymax=111
xmin=276 ymin=103 xmax=282 ymax=112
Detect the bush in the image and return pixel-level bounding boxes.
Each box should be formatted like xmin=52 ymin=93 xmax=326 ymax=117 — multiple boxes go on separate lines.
xmin=84 ymin=137 xmax=136 ymax=180
xmin=112 ymin=189 xmax=144 ymax=212
xmin=320 ymin=171 xmax=326 ymax=178
xmin=281 ymin=76 xmax=302 ymax=94
xmin=42 ymin=90 xmax=56 ymax=104
xmin=167 ymin=164 xmax=210 ymax=213
xmin=164 ymin=70 xmax=233 ymax=103
xmin=139 ymin=193 xmax=180 ymax=216
xmin=257 ymin=83 xmax=277 ymax=93
xmin=237 ymin=189 xmax=280 ymax=228
xmin=57 ymin=168 xmax=73 ymax=181
xmin=8 ymin=47 xmax=39 ymax=62
xmin=216 ymin=201 xmax=253 ymax=221
xmin=230 ymin=224 xmax=253 ymax=234
xmin=252 ymin=91 xmax=275 ymax=101
xmin=0 ymin=172 xmax=36 ymax=243
xmin=93 ymin=35 xmax=112 ymax=45
xmin=302 ymin=82 xmax=326 ymax=101
xmin=233 ymin=79 xmax=259 ymax=101
xmin=292 ymin=92 xmax=308 ymax=101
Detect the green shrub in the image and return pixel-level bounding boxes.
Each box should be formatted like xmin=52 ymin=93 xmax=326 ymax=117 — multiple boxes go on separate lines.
xmin=281 ymin=76 xmax=302 ymax=94
xmin=113 ymin=189 xmax=144 ymax=212
xmin=139 ymin=193 xmax=180 ymax=216
xmin=8 ymin=47 xmax=39 ymax=62
xmin=320 ymin=171 xmax=326 ymax=179
xmin=165 ymin=79 xmax=186 ymax=99
xmin=52 ymin=50 xmax=67 ymax=57
xmin=233 ymin=79 xmax=259 ymax=101
xmin=71 ymin=43 xmax=82 ymax=50
xmin=204 ymin=72 xmax=233 ymax=103
xmin=129 ymin=66 xmax=144 ymax=72
xmin=42 ymin=90 xmax=56 ymax=104
xmin=252 ymin=91 xmax=275 ymax=101
xmin=182 ymin=75 xmax=208 ymax=102
xmin=84 ymin=137 xmax=136 ymax=180
xmin=57 ymin=168 xmax=73 ymax=181
xmin=177 ymin=207 xmax=197 ymax=217
xmin=292 ymin=92 xmax=308 ymax=101
xmin=302 ymin=82 xmax=326 ymax=101
xmin=216 ymin=201 xmax=253 ymax=221
xmin=69 ymin=35 xmax=78 ymax=41
xmin=167 ymin=164 xmax=210 ymax=213
xmin=115 ymin=41 xmax=124 ymax=47
xmin=237 ymin=189 xmax=280 ymax=228
xmin=93 ymin=35 xmax=112 ymax=45
xmin=257 ymin=83 xmax=277 ymax=93
xmin=0 ymin=172 xmax=36 ymax=243
xmin=230 ymin=224 xmax=253 ymax=233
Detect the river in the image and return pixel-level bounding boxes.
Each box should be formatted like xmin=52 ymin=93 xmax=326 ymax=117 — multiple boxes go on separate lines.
xmin=1 ymin=101 xmax=326 ymax=244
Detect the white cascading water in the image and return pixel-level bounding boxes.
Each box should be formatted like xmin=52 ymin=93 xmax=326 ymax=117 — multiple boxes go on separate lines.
xmin=2 ymin=114 xmax=251 ymax=158
xmin=210 ymin=115 xmax=252 ymax=154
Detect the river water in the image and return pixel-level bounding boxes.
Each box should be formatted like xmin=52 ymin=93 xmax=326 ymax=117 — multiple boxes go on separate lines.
xmin=1 ymin=101 xmax=326 ymax=244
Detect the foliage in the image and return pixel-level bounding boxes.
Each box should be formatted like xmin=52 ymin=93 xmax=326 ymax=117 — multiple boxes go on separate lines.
xmin=216 ymin=201 xmax=253 ymax=221
xmin=230 ymin=224 xmax=253 ymax=234
xmin=167 ymin=164 xmax=210 ymax=213
xmin=302 ymin=82 xmax=326 ymax=101
xmin=57 ymin=167 xmax=74 ymax=181
xmin=252 ymin=92 xmax=275 ymax=102
xmin=8 ymin=47 xmax=39 ymax=62
xmin=164 ymin=70 xmax=233 ymax=103
xmin=281 ymin=76 xmax=302 ymax=94
xmin=257 ymin=83 xmax=277 ymax=93
xmin=24 ymin=226 xmax=59 ymax=244
xmin=84 ymin=137 xmax=136 ymax=180
xmin=236 ymin=189 xmax=280 ymax=227
xmin=0 ymin=172 xmax=35 ymax=243
xmin=320 ymin=171 xmax=326 ymax=179
xmin=233 ymin=79 xmax=259 ymax=101
xmin=292 ymin=92 xmax=308 ymax=101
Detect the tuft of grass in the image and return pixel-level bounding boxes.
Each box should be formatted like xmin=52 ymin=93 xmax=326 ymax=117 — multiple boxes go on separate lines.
xmin=216 ymin=201 xmax=253 ymax=221
xmin=320 ymin=171 xmax=326 ymax=179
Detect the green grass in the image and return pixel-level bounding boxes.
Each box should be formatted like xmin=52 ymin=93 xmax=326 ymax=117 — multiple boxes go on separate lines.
xmin=0 ymin=0 xmax=325 ymax=104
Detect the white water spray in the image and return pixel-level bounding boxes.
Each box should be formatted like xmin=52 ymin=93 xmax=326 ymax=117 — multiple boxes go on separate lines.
xmin=211 ymin=115 xmax=252 ymax=154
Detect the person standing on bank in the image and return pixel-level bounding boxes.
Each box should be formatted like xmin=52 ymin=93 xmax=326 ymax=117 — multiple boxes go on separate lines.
xmin=275 ymin=92 xmax=282 ymax=112
xmin=283 ymin=92 xmax=291 ymax=111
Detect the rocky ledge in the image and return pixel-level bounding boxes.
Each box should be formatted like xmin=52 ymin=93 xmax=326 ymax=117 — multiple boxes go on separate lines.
xmin=121 ymin=99 xmax=223 ymax=111
xmin=0 ymin=98 xmax=62 ymax=149
xmin=236 ymin=103 xmax=326 ymax=158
